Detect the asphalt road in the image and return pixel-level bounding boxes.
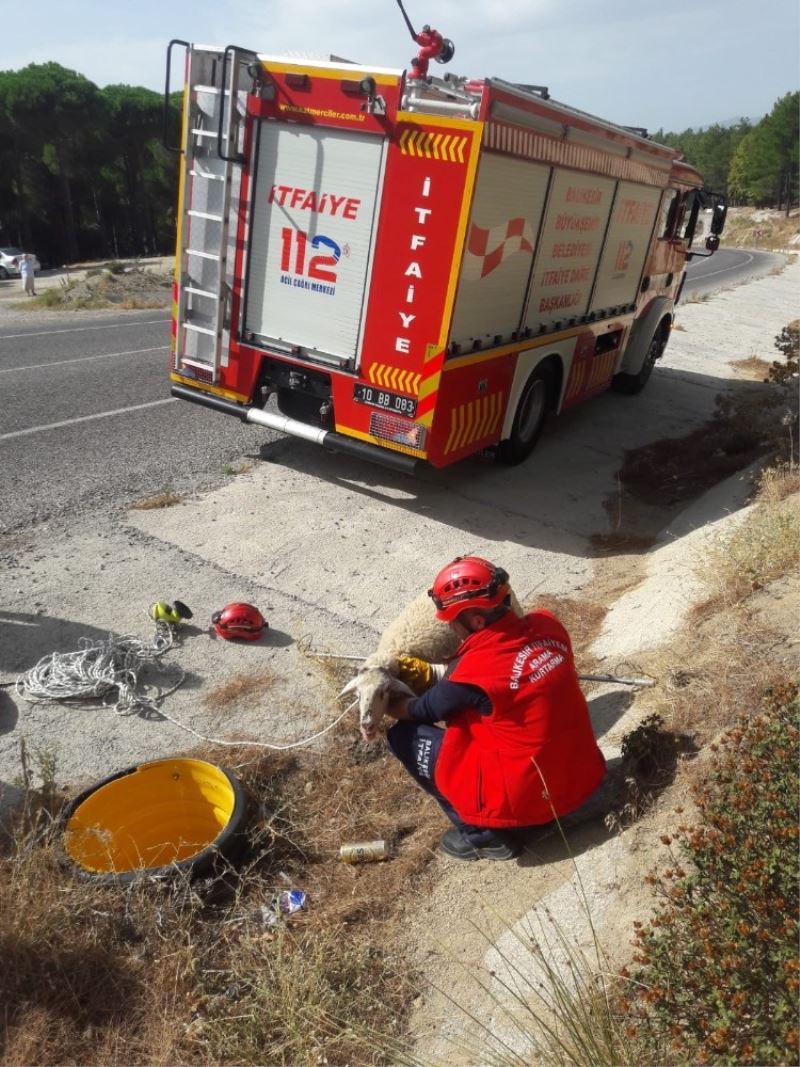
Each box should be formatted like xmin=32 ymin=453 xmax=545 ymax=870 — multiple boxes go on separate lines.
xmin=680 ymin=246 xmax=785 ymax=297
xmin=0 ymin=314 xmax=271 ymax=533
xmin=0 ymin=248 xmax=785 ymax=535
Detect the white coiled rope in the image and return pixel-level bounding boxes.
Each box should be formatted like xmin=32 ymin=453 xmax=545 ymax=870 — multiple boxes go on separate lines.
xmin=15 ymin=624 xmax=356 ymax=751
xmin=16 ymin=624 xmax=182 ymax=715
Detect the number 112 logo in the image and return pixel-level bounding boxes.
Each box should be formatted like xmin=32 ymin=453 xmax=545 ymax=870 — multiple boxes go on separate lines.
xmin=280 ymin=228 xmax=342 ymax=283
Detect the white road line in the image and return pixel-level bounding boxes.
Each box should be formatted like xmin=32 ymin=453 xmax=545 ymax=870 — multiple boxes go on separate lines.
xmin=0 ymin=345 xmax=168 ymax=374
xmin=0 ymin=318 xmax=170 ymax=341
xmin=686 ymin=251 xmax=755 ymax=281
xmin=0 ymin=398 xmax=176 ymax=441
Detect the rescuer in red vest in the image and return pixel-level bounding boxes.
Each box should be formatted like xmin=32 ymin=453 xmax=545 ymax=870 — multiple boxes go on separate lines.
xmin=384 ymin=556 xmax=606 ymax=861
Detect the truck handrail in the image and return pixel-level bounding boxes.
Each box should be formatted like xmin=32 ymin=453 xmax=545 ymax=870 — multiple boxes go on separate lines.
xmin=217 ymin=45 xmax=251 ymax=164
xmin=163 ymin=39 xmax=190 ymax=153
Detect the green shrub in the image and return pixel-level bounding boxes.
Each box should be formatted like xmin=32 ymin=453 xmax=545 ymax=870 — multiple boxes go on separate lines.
xmin=12 ymin=287 xmax=66 ymax=310
xmin=622 ymin=685 xmax=800 ymax=1065
xmin=769 ymin=320 xmax=799 ymax=384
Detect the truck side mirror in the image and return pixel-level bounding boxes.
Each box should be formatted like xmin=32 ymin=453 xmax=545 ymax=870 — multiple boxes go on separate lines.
xmin=710 ymin=201 xmax=727 ymax=236
xmin=705 ymin=234 xmax=720 ymax=253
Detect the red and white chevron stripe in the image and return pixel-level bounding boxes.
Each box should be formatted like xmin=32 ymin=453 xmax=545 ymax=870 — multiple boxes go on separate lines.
xmin=463 ymin=217 xmax=534 ymax=279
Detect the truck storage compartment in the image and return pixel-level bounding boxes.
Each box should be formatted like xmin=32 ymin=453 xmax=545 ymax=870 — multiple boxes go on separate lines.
xmin=449 ymin=153 xmax=550 ymax=350
xmin=589 ymin=182 xmax=662 ymax=312
xmin=243 ymin=123 xmax=386 ymax=367
xmin=523 ymin=171 xmax=616 ymax=332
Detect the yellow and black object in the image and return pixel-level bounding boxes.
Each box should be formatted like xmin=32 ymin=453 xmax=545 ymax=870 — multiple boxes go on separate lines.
xmin=61 ymin=757 xmax=247 ymax=884
xmin=149 ymin=600 xmax=193 ymax=626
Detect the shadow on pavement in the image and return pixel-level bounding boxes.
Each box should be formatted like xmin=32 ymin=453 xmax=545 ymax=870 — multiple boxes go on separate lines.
xmin=0 ymin=611 xmax=114 ymax=675
xmin=512 ymin=754 xmax=625 ymax=868
xmin=252 ymin=368 xmax=775 ymax=559
xmin=588 ymin=689 xmax=635 ymax=740
xmin=0 ymin=612 xmax=202 ymax=709
xmin=0 ymin=688 xmax=19 ymax=734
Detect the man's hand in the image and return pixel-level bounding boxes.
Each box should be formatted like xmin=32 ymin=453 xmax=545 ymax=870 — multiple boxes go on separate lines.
xmin=395 ymin=655 xmax=444 ymax=694
xmin=384 ymin=693 xmax=413 ymax=721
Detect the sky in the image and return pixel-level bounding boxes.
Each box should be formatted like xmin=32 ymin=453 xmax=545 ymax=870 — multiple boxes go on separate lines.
xmin=1 ymin=0 xmax=798 ymax=133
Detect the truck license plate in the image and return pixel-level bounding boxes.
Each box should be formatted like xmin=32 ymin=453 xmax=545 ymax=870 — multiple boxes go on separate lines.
xmin=353 ymin=384 xmax=417 ymax=418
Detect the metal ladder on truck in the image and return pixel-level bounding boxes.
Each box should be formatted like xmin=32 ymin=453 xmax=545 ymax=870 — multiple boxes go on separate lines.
xmin=165 ymin=42 xmax=256 ymax=384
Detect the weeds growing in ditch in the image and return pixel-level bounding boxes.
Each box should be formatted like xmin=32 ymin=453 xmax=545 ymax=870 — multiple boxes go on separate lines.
xmin=620 ymin=685 xmax=800 ymax=1066
xmin=701 ymin=463 xmax=800 ymax=606
xmin=0 ymin=727 xmax=443 ymax=1066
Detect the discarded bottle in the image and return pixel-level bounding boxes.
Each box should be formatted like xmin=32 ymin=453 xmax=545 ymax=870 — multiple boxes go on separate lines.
xmin=339 ymin=839 xmax=390 ymax=863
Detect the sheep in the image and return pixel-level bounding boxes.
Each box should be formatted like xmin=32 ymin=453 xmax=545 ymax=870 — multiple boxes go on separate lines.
xmin=342 ymin=587 xmax=523 ymax=741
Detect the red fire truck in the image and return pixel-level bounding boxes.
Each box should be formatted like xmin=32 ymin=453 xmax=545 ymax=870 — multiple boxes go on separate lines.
xmin=164 ymin=18 xmax=726 ymax=474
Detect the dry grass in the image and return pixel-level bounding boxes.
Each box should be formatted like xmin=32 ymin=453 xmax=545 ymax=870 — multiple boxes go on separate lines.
xmin=681 ymin=290 xmax=711 ymax=304
xmin=730 ymin=356 xmax=772 ymax=378
xmin=627 ymin=464 xmax=800 ymax=747
xmin=13 ymin=266 xmax=173 ymax=313
xmin=203 ymin=670 xmax=276 ymax=711
xmin=525 ymin=594 xmax=608 ymax=659
xmin=223 ymin=461 xmax=255 ymax=477
xmin=120 ymin=296 xmax=169 ymax=310
xmin=721 ymin=207 xmax=800 ymax=251
xmin=130 ymin=490 xmax=184 ymax=510
xmin=0 ymin=723 xmax=444 ymax=1066
xmin=757 ymin=460 xmax=800 ymax=501
xmin=590 ymin=531 xmax=657 ymax=554
xmin=697 ymin=465 xmax=800 ymax=608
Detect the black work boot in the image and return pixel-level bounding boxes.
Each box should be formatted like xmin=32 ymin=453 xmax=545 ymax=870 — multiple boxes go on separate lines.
xmin=440 ymin=827 xmax=521 ymax=861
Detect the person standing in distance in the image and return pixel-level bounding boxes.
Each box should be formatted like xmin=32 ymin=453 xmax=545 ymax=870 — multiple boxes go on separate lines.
xmin=19 ymin=253 xmax=36 ymax=297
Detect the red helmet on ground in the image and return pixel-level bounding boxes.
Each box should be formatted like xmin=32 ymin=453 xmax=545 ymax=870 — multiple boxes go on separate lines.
xmin=211 ymin=602 xmax=267 ymax=641
xmin=428 ymin=556 xmax=510 ymax=623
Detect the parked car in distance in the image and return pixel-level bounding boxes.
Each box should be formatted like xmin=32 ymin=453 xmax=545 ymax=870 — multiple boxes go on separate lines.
xmin=0 ymin=247 xmax=41 ymax=279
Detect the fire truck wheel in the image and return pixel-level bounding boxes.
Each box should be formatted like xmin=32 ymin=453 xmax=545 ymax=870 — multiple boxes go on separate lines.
xmin=495 ymin=364 xmax=553 ymax=465
xmin=612 ymin=331 xmax=666 ymax=395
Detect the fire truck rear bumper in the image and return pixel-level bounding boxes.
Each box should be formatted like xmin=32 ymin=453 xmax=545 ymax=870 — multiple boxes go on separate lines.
xmin=171 ymin=384 xmax=422 ymax=476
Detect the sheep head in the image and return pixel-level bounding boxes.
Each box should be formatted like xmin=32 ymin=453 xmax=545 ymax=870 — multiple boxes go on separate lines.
xmin=340 ymin=659 xmax=415 ymax=741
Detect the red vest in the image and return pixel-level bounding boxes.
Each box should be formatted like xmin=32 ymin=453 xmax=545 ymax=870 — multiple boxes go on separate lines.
xmin=434 ymin=611 xmax=606 ymax=828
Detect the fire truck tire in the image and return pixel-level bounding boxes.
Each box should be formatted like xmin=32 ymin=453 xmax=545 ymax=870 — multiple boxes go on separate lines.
xmin=612 ymin=331 xmax=666 ymax=395
xmin=495 ymin=364 xmax=554 ymax=465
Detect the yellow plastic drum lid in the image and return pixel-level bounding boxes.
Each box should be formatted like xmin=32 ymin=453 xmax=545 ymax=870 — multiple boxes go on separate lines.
xmin=63 ymin=758 xmax=245 ymax=879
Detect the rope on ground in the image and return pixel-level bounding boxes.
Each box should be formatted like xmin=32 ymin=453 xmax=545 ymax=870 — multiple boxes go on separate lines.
xmin=16 ymin=624 xmax=182 ymax=715
xmin=15 ymin=624 xmax=357 ymax=751
xmin=153 ymin=699 xmax=357 ymax=751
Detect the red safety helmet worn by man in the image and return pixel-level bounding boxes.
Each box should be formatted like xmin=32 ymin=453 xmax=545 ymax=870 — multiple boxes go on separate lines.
xmin=383 ymin=556 xmax=606 ymax=861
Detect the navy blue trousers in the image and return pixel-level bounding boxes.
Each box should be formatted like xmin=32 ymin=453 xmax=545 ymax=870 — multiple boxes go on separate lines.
xmin=386 ymin=721 xmax=508 ymax=847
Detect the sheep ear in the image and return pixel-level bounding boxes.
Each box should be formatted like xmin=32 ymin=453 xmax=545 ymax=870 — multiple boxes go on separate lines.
xmin=339 ymin=676 xmax=359 ymax=697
